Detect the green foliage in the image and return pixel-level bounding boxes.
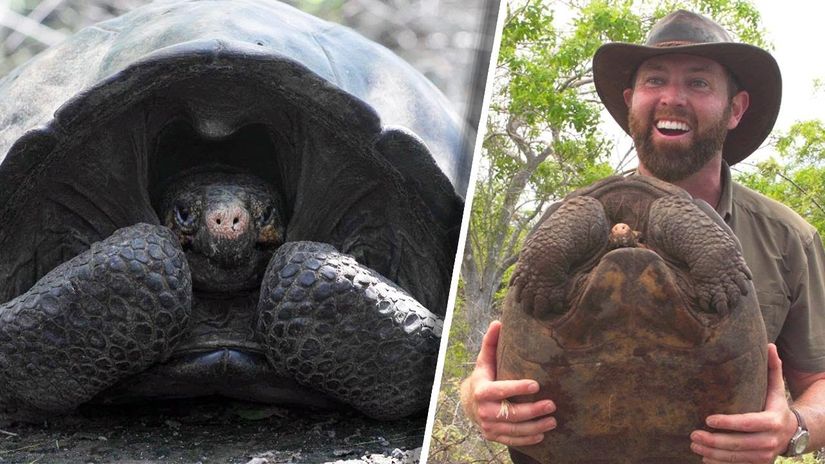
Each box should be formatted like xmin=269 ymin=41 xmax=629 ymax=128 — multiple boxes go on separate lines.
xmin=776 ymin=453 xmax=824 ymax=464
xmin=287 ymin=0 xmax=346 ymax=21
xmin=441 ymin=281 xmax=472 ymax=382
xmin=776 ymin=120 xmax=825 ymax=166
xmin=815 ymin=78 xmax=825 ymax=95
xmin=736 ymin=121 xmax=825 ymax=240
xmin=500 ymin=1 xmax=641 ymax=134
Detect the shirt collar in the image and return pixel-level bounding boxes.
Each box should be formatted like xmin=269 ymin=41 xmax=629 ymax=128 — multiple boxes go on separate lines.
xmin=717 ymin=160 xmax=733 ymax=222
xmin=625 ymin=162 xmax=734 ymax=222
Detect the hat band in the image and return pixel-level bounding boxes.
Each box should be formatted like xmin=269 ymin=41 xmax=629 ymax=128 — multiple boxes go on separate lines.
xmin=652 ymin=40 xmax=700 ymax=48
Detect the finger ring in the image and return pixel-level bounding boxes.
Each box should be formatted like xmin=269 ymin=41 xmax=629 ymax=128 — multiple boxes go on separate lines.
xmin=497 ymin=399 xmax=512 ymax=420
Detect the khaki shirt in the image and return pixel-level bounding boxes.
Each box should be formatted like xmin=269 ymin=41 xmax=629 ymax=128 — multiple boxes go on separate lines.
xmin=717 ymin=163 xmax=825 ymax=372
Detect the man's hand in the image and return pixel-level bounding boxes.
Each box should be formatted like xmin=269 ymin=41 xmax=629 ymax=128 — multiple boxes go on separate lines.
xmin=689 ymin=344 xmax=798 ymax=463
xmin=460 ymin=320 xmax=557 ymax=446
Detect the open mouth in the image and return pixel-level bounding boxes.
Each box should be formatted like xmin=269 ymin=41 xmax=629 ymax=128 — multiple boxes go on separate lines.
xmin=173 ymin=340 xmax=266 ymax=357
xmin=655 ymin=119 xmax=691 ymax=137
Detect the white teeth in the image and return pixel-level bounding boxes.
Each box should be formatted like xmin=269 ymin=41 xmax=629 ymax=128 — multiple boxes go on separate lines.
xmin=656 ymin=120 xmax=690 ymax=131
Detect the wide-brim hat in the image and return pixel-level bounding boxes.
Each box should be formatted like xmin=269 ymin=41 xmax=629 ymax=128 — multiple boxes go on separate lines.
xmin=593 ymin=9 xmax=782 ymax=165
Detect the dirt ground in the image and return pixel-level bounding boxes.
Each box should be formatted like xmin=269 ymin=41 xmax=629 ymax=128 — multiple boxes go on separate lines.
xmin=0 ymin=398 xmax=425 ymax=463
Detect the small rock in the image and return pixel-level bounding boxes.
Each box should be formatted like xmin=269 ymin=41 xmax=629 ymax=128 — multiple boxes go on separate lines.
xmin=245 ymin=458 xmax=269 ymax=464
xmin=365 ymin=454 xmax=393 ymax=463
xmin=403 ymin=448 xmax=422 ymax=463
xmin=164 ymin=419 xmax=181 ymax=429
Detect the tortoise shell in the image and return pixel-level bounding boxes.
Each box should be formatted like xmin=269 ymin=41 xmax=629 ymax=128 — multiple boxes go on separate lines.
xmin=0 ymin=0 xmax=468 ymax=313
xmin=497 ymin=175 xmax=767 ymax=463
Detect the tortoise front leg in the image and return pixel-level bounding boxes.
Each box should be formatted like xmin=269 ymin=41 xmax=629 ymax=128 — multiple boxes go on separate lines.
xmin=646 ymin=196 xmax=752 ymax=315
xmin=255 ymin=241 xmax=441 ymax=420
xmin=0 ymin=223 xmax=192 ymax=422
xmin=509 ymin=195 xmax=609 ymax=318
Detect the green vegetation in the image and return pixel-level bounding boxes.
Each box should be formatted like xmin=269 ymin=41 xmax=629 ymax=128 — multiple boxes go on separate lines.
xmin=736 ymin=120 xmax=825 ymax=236
xmin=430 ymin=0 xmax=825 ymax=462
xmin=777 ymin=454 xmax=823 ymax=464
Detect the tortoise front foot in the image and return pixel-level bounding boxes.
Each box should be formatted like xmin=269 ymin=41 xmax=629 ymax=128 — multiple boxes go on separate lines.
xmin=510 ymin=195 xmax=609 ymax=318
xmin=256 ymin=241 xmax=441 ymax=420
xmin=0 ymin=223 xmax=192 ymax=422
xmin=647 ymin=196 xmax=751 ymax=315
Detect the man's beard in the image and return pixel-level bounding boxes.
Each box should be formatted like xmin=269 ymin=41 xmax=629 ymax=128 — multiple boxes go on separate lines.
xmin=629 ymin=105 xmax=730 ymax=182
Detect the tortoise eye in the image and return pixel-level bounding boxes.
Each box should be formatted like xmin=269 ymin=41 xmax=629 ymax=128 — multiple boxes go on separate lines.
xmin=174 ymin=204 xmax=196 ymax=229
xmin=258 ymin=205 xmax=274 ymax=225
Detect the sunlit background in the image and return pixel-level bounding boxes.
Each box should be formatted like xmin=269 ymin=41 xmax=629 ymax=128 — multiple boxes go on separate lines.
xmin=0 ymin=0 xmax=500 ymax=128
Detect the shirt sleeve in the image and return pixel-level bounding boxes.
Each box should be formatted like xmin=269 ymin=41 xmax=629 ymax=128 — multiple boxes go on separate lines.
xmin=776 ymin=231 xmax=825 ymax=372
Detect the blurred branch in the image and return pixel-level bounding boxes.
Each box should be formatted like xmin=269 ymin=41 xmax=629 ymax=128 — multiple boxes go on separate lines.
xmin=0 ymin=5 xmax=66 ymax=46
xmin=4 ymin=0 xmax=65 ymax=51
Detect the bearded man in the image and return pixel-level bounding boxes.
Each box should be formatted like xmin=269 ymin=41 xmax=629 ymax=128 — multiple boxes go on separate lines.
xmin=460 ymin=10 xmax=825 ymax=464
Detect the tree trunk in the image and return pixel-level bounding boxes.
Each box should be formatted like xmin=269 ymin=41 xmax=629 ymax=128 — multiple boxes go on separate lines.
xmin=461 ymin=241 xmax=507 ymax=353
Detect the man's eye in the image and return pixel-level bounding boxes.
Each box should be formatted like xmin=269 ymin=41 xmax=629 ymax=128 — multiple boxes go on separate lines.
xmin=691 ymin=79 xmax=709 ymax=88
xmin=644 ymin=77 xmax=664 ymax=86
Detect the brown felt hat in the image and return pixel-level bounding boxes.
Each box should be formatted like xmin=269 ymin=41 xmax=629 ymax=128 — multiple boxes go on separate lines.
xmin=593 ymin=9 xmax=782 ymax=165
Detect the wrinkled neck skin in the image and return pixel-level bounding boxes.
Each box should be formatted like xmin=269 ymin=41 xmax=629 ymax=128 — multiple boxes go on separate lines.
xmin=638 ymin=154 xmax=723 ymax=209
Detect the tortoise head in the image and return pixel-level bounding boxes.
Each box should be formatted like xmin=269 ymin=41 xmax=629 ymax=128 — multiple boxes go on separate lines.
xmin=158 ymin=167 xmax=285 ymax=292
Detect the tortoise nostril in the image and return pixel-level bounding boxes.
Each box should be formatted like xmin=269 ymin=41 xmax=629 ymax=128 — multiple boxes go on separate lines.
xmin=206 ymin=207 xmax=249 ymax=237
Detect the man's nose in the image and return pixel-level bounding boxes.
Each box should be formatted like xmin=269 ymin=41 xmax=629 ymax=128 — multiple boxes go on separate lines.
xmin=657 ymin=83 xmax=687 ymax=106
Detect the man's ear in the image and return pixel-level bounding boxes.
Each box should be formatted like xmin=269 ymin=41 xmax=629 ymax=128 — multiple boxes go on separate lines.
xmin=727 ymin=90 xmax=750 ymax=130
xmin=623 ymin=88 xmax=634 ymax=108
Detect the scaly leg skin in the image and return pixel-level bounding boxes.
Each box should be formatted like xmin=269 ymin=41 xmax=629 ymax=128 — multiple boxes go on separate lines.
xmin=510 ymin=195 xmax=609 ymax=318
xmin=647 ymin=196 xmax=752 ymax=315
xmin=256 ymin=241 xmax=442 ymax=420
xmin=0 ymin=223 xmax=192 ymax=423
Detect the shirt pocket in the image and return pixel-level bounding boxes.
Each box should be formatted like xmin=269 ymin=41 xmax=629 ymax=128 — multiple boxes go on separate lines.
xmin=756 ymin=290 xmax=789 ymax=343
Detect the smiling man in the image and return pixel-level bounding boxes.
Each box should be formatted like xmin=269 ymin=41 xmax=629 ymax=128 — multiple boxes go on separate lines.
xmin=460 ymin=10 xmax=825 ymax=464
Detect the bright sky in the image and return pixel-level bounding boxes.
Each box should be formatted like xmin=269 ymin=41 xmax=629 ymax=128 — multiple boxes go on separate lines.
xmin=593 ymin=1 xmax=825 ymax=171
xmin=748 ymin=0 xmax=825 ymax=163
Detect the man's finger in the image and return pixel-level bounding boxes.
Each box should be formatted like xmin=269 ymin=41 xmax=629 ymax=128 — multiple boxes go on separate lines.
xmin=478 ymin=398 xmax=555 ymax=422
xmin=481 ymin=414 xmax=557 ymax=438
xmin=690 ymin=440 xmax=769 ymax=464
xmin=705 ymin=411 xmax=777 ymax=433
xmin=764 ymin=343 xmax=786 ymax=411
xmin=475 ymin=320 xmax=502 ymax=379
xmin=690 ymin=429 xmax=773 ymax=452
xmin=476 ymin=379 xmax=540 ymax=401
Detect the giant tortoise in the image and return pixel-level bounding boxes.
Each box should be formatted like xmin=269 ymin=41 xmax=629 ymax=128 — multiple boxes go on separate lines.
xmin=497 ymin=175 xmax=768 ymax=463
xmin=0 ymin=0 xmax=469 ymax=423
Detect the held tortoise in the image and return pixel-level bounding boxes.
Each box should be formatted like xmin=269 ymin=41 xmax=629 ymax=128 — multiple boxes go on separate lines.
xmin=0 ymin=0 xmax=469 ymax=422
xmin=497 ymin=175 xmax=768 ymax=463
